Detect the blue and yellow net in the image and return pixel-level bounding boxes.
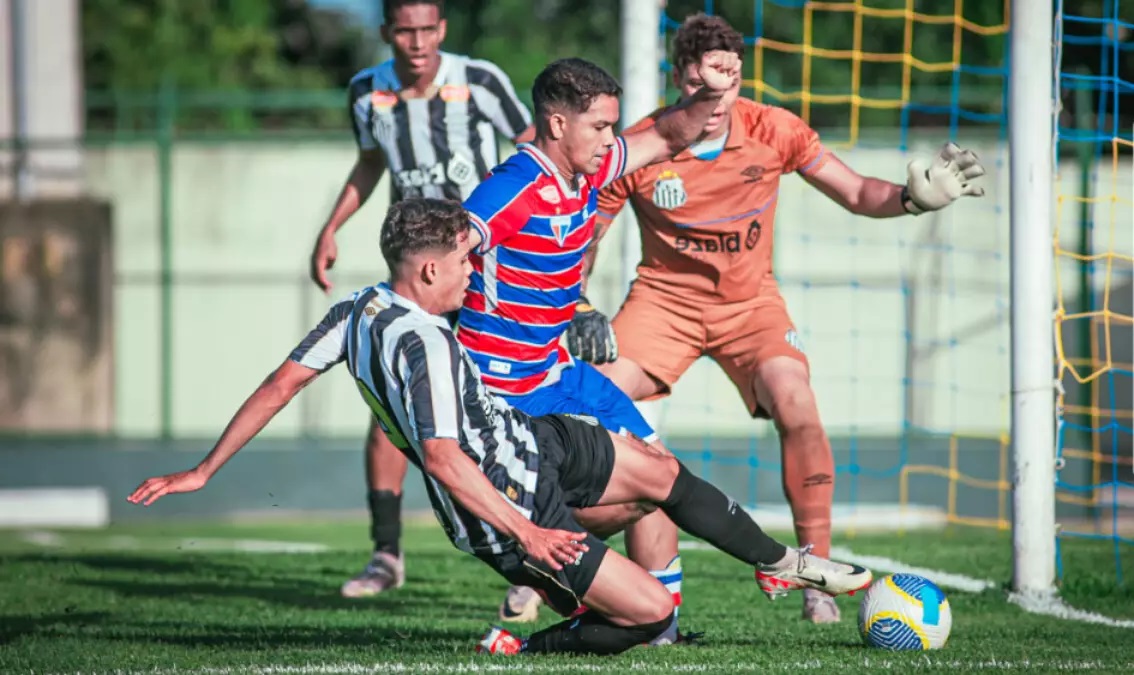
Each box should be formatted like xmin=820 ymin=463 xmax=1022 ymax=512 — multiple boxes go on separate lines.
xmin=649 ymin=0 xmax=1131 ymax=583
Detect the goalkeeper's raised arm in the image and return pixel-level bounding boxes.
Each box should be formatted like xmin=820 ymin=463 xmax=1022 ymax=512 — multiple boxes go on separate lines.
xmin=801 ymin=139 xmax=987 ymax=218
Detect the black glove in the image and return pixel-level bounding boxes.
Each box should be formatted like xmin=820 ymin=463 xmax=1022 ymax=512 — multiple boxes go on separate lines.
xmin=565 ymin=295 xmax=618 ymax=365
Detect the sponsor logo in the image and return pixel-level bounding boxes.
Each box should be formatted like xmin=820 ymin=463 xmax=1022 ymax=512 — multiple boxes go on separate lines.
xmin=674 ymin=219 xmax=763 ymax=255
xmin=487 ymin=360 xmax=512 ymax=375
xmin=675 ymin=232 xmax=741 ymax=253
xmin=563 ymin=413 xmax=599 ymax=426
xmin=745 ymin=219 xmax=763 ymax=249
xmin=798 ymin=573 xmax=828 ymax=587
xmin=394 ymin=164 xmax=447 ymax=193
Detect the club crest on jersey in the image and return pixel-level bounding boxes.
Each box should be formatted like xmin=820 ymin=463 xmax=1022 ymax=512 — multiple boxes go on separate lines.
xmin=652 ymin=170 xmax=687 ymax=210
xmin=549 ymin=215 xmax=572 ymax=245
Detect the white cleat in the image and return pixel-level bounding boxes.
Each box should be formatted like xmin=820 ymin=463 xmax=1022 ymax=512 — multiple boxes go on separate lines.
xmin=756 ymin=545 xmax=872 ymax=600
xmin=340 ymin=551 xmax=405 ymax=598
xmin=498 ymin=584 xmax=542 ymax=623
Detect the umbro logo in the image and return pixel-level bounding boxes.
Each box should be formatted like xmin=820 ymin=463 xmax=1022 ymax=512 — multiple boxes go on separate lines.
xmin=740 ymin=165 xmax=766 ymax=183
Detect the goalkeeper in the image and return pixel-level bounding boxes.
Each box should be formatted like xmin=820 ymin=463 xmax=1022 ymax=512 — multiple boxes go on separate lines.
xmin=571 ymin=13 xmax=986 ymax=625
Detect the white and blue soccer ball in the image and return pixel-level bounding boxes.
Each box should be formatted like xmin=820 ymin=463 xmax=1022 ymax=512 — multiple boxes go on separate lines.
xmin=858 ymin=573 xmax=952 ymax=650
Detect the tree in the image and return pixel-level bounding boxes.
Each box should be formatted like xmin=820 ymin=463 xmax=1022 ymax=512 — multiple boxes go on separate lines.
xmin=83 ymin=0 xmax=371 ymax=131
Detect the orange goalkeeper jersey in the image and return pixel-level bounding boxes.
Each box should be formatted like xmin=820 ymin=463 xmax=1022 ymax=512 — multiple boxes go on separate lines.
xmin=597 ymin=97 xmax=829 ymax=302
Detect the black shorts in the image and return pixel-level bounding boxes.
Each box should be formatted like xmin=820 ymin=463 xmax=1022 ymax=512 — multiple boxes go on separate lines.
xmin=477 ymin=413 xmax=616 ymax=617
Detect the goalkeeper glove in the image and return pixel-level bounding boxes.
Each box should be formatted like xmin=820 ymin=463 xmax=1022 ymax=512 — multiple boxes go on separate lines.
xmin=902 ymin=142 xmax=986 ymax=215
xmin=566 ymin=295 xmax=618 ymax=365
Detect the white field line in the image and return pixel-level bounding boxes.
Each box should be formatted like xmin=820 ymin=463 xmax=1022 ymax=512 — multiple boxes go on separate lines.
xmin=40 ymin=658 xmax=1134 ymax=675
xmin=13 ymin=531 xmax=330 ymax=554
xmin=16 ymin=532 xmax=1134 ymax=629
xmin=681 ymin=541 xmax=1134 ymax=629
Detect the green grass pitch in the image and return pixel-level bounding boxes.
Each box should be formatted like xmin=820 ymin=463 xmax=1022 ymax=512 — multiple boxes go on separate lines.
xmin=1 ymin=519 xmax=1131 ymax=674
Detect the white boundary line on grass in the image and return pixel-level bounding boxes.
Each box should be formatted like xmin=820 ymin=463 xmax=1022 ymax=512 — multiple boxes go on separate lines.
xmin=680 ymin=541 xmax=1134 ymax=629
xmin=44 ymin=658 xmax=1134 ymax=674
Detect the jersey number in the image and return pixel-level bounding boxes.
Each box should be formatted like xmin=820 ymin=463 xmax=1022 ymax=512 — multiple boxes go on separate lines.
xmin=355 ymin=379 xmax=410 ymax=449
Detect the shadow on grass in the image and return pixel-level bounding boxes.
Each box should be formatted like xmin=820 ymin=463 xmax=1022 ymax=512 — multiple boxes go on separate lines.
xmin=6 ymin=550 xmax=504 ymax=617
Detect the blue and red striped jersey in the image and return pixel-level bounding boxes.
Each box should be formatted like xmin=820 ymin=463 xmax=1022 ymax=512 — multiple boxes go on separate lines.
xmin=457 ymin=139 xmax=628 ymax=395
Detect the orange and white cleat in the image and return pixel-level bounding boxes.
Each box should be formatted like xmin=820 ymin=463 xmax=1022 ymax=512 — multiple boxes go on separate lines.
xmin=756 ymin=545 xmax=872 ymax=600
xmin=476 ymin=626 xmax=524 ymax=655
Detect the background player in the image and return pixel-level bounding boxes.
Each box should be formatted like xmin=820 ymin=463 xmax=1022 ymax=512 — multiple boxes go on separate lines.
xmin=456 ymin=53 xmax=740 ymax=629
xmin=127 ymin=198 xmax=872 ymax=657
xmin=571 ymin=13 xmax=986 ymax=624
xmin=306 ymin=0 xmax=535 ymax=598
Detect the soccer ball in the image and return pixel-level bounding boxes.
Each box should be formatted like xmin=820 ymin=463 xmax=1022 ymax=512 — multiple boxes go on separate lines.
xmin=858 ymin=573 xmax=952 ymax=650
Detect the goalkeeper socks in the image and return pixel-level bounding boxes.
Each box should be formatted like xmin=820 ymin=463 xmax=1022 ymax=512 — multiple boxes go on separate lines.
xmin=522 ymin=610 xmax=674 ymax=655
xmin=367 ymin=490 xmax=402 ymax=557
xmin=659 ymin=463 xmax=787 ymax=566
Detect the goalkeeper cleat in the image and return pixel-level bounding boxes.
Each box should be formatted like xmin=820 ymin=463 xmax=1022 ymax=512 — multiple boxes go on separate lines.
xmin=802 ymin=588 xmax=842 ymax=624
xmin=476 ymin=626 xmax=523 ymax=655
xmin=755 ymin=545 xmax=871 ymax=600
xmin=498 ymin=584 xmax=542 ymax=622
xmin=340 ymin=551 xmax=404 ymax=598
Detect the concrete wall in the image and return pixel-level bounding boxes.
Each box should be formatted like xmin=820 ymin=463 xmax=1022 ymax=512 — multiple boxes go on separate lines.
xmin=0 ymin=0 xmax=84 ymax=199
xmin=78 ymin=139 xmax=1132 ymax=441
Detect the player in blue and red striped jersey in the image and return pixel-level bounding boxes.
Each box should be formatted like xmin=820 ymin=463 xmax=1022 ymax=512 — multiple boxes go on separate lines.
xmin=456 ymin=54 xmax=738 ymax=639
xmin=359 ymin=53 xmax=739 ymax=640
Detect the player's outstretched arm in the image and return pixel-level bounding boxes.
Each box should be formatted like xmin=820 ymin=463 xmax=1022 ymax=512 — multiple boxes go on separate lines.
xmin=310 ymin=148 xmax=387 ymax=292
xmin=619 ymin=50 xmax=739 ymax=176
xmin=804 ymin=142 xmax=985 ymax=218
xmin=126 ymin=360 xmax=321 ymax=506
xmin=421 ymin=438 xmax=589 ymax=570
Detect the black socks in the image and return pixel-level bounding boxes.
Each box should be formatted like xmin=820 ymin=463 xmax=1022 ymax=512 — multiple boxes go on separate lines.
xmin=367 ymin=490 xmax=402 ymax=557
xmin=522 ymin=611 xmax=674 ymax=655
xmin=659 ymin=462 xmax=787 ymax=566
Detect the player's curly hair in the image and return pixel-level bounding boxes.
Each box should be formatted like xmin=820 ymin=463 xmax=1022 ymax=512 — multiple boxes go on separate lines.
xmin=380 ymin=198 xmax=469 ymax=275
xmin=532 ymin=58 xmax=622 ymax=120
xmin=383 ymin=0 xmax=444 ymax=23
xmin=671 ymin=13 xmax=745 ymax=74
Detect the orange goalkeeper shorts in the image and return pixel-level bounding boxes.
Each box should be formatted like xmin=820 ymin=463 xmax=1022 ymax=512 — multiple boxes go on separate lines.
xmin=610 ymin=282 xmax=809 ymax=418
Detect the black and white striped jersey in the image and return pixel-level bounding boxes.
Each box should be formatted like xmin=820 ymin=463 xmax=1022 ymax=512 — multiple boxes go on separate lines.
xmin=289 ymin=283 xmax=540 ymax=555
xmin=349 ymin=52 xmax=532 ymax=202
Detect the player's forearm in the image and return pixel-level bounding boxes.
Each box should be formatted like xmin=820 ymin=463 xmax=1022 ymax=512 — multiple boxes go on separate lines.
xmin=843 ymin=178 xmax=908 ymax=218
xmin=653 ymin=87 xmax=726 ymax=155
xmin=196 ymin=371 xmax=304 ymax=479
xmin=318 ymin=161 xmax=383 ymax=238
xmin=423 ymin=439 xmax=533 ymax=541
xmin=581 ymin=217 xmax=614 ymax=291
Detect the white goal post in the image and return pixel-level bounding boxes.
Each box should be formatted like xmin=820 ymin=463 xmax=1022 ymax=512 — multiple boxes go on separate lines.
xmin=618 ymin=0 xmax=1060 ymax=595
xmin=1009 ymin=0 xmax=1057 ymax=596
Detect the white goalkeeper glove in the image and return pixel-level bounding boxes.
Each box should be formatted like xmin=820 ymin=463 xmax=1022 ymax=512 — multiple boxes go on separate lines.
xmin=902 ymin=142 xmax=986 ymax=215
